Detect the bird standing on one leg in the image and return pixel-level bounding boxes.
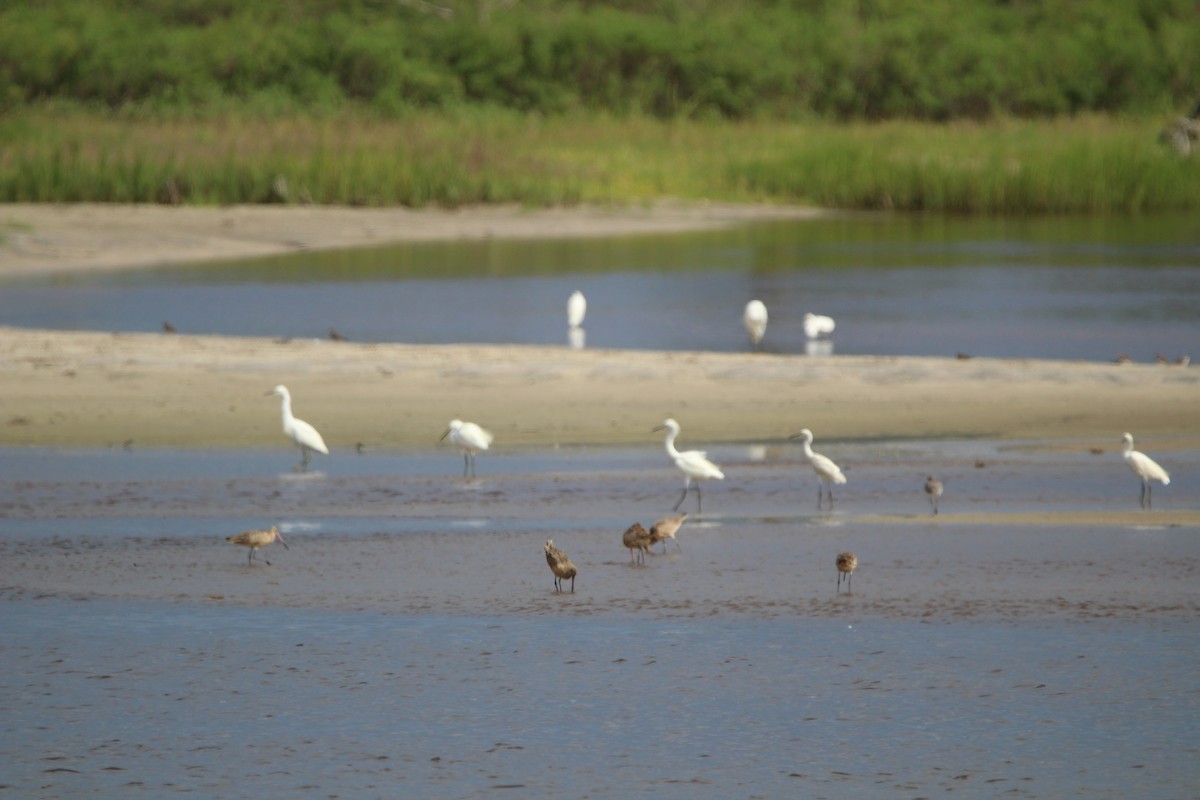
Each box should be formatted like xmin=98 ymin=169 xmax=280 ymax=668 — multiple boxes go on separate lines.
xmin=440 ymin=419 xmax=494 ymax=478
xmin=226 ymin=525 xmax=287 ymax=566
xmin=268 ymin=385 xmax=329 ymax=472
xmin=789 ymin=428 xmax=847 ymax=509
xmin=836 ymin=551 xmax=857 ymax=594
xmin=1121 ymin=432 xmax=1170 ymax=509
xmin=622 ymin=523 xmax=652 ymax=564
xmin=924 ymin=476 xmax=944 ymax=515
xmin=652 ymin=418 xmax=724 ymax=514
xmin=648 ymin=512 xmax=687 ymax=553
xmin=544 ymin=539 xmax=577 ymax=592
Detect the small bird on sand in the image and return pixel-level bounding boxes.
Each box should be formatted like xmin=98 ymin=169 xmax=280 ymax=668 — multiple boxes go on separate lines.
xmin=1121 ymin=432 xmax=1170 ymax=509
xmin=329 ymin=328 xmax=347 ymax=341
xmin=924 ymin=476 xmax=944 ymax=515
xmin=648 ymin=512 xmax=688 ymax=553
xmin=226 ymin=525 xmax=287 ymax=566
xmin=544 ymin=539 xmax=577 ymax=593
xmin=836 ymin=551 xmax=857 ymax=594
xmin=622 ymin=523 xmax=653 ymax=564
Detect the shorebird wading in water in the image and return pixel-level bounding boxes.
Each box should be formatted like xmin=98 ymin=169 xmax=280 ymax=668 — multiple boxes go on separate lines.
xmin=924 ymin=476 xmax=944 ymax=515
xmin=743 ymin=300 xmax=768 ymax=349
xmin=836 ymin=551 xmax=857 ymax=593
xmin=1121 ymin=432 xmax=1170 ymax=509
xmin=790 ymin=428 xmax=847 ymax=509
xmin=226 ymin=525 xmax=288 ymax=566
xmin=652 ymin=418 xmax=725 ymax=514
xmin=440 ymin=419 xmax=494 ymax=478
xmin=268 ymin=385 xmax=329 ymax=472
xmin=544 ymin=539 xmax=577 ymax=592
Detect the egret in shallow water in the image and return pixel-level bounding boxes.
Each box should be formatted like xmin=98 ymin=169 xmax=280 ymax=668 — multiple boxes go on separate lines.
xmin=440 ymin=419 xmax=494 ymax=478
xmin=836 ymin=551 xmax=857 ymax=594
xmin=567 ymin=290 xmax=587 ymax=329
xmin=743 ymin=300 xmax=768 ymax=348
xmin=652 ymin=418 xmax=725 ymax=513
xmin=924 ymin=476 xmax=944 ymax=515
xmin=544 ymin=539 xmax=577 ymax=592
xmin=803 ymin=312 xmax=836 ymax=339
xmin=1121 ymin=432 xmax=1170 ymax=509
xmin=268 ymin=385 xmax=329 ymax=472
xmin=789 ymin=428 xmax=847 ymax=509
xmin=226 ymin=525 xmax=287 ymax=566
xmin=649 ymin=512 xmax=688 ymax=553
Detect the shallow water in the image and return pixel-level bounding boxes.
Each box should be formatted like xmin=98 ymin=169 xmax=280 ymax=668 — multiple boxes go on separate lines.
xmin=3 ymin=214 xmax=1197 ymax=362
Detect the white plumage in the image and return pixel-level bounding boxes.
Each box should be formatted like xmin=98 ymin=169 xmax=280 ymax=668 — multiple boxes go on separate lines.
xmin=791 ymin=428 xmax=846 ymax=508
xmin=567 ymin=290 xmax=587 ymax=329
xmin=268 ymin=385 xmax=328 ymax=472
xmin=803 ymin=312 xmax=836 ymax=339
xmin=743 ymin=299 xmax=768 ymax=347
xmin=1122 ymin=432 xmax=1169 ymax=508
xmin=652 ymin=418 xmax=724 ymax=513
xmin=441 ymin=419 xmax=494 ymax=478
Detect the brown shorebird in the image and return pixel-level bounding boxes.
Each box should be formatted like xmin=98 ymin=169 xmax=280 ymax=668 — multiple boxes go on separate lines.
xmin=329 ymin=328 xmax=347 ymax=341
xmin=226 ymin=525 xmax=287 ymax=565
xmin=622 ymin=523 xmax=652 ymax=565
xmin=648 ymin=512 xmax=688 ymax=553
xmin=924 ymin=476 xmax=944 ymax=515
xmin=836 ymin=551 xmax=857 ymax=594
xmin=544 ymin=539 xmax=577 ymax=593
xmin=162 ymin=321 xmax=176 ymax=333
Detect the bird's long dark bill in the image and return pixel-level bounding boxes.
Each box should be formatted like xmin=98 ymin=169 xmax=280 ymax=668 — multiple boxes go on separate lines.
xmin=438 ymin=429 xmax=451 ymax=441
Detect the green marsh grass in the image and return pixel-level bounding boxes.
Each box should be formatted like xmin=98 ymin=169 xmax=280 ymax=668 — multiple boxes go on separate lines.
xmin=1 ymin=110 xmax=1196 ymax=214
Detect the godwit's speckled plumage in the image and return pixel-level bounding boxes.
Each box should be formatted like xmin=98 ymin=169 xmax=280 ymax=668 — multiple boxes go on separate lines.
xmin=226 ymin=525 xmax=287 ymax=566
xmin=622 ymin=523 xmax=652 ymax=564
xmin=924 ymin=476 xmax=944 ymax=515
xmin=1122 ymin=432 xmax=1170 ymax=509
xmin=649 ymin=512 xmax=688 ymax=553
xmin=836 ymin=551 xmax=857 ymax=594
xmin=544 ymin=539 xmax=577 ymax=592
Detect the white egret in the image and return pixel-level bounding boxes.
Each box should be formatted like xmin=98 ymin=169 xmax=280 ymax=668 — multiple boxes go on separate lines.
xmin=226 ymin=525 xmax=287 ymax=566
xmin=790 ymin=428 xmax=847 ymax=508
xmin=743 ymin=299 xmax=768 ymax=348
xmin=544 ymin=539 xmax=577 ymax=592
xmin=567 ymin=290 xmax=587 ymax=329
xmin=1121 ymin=432 xmax=1170 ymax=509
xmin=924 ymin=476 xmax=944 ymax=515
xmin=622 ymin=522 xmax=652 ymax=564
xmin=440 ymin=419 xmax=494 ymax=478
xmin=268 ymin=385 xmax=329 ymax=472
xmin=649 ymin=512 xmax=687 ymax=553
xmin=652 ymin=418 xmax=725 ymax=513
xmin=803 ymin=312 xmax=836 ymax=339
xmin=836 ymin=551 xmax=857 ymax=594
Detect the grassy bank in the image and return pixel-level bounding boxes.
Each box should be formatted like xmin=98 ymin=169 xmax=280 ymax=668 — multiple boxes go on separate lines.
xmin=2 ymin=110 xmax=1197 ymax=213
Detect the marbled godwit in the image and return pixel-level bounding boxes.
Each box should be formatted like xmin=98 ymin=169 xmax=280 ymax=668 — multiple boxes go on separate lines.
xmin=789 ymin=428 xmax=847 ymax=509
xmin=622 ymin=523 xmax=652 ymax=564
xmin=440 ymin=419 xmax=493 ymax=478
xmin=803 ymin=312 xmax=835 ymax=339
xmin=567 ymin=290 xmax=587 ymax=329
xmin=743 ymin=300 xmax=768 ymax=348
xmin=544 ymin=539 xmax=577 ymax=592
xmin=267 ymin=385 xmax=329 ymax=472
xmin=649 ymin=512 xmax=687 ymax=553
xmin=652 ymin=418 xmax=725 ymax=513
xmin=924 ymin=476 xmax=944 ymax=515
xmin=1122 ymin=432 xmax=1170 ymax=509
xmin=226 ymin=525 xmax=287 ymax=565
xmin=836 ymin=551 xmax=857 ymax=594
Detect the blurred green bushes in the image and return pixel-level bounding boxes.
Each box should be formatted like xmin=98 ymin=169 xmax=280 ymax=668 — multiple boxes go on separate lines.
xmin=1 ymin=0 xmax=1197 ymax=120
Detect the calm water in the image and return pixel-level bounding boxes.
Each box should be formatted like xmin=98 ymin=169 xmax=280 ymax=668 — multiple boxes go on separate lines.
xmin=2 ymin=213 xmax=1197 ymax=362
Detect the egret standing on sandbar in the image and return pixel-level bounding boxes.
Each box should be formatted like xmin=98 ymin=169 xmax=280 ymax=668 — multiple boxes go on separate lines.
xmin=790 ymin=428 xmax=847 ymax=509
xmin=803 ymin=312 xmax=836 ymax=339
xmin=567 ymin=290 xmax=587 ymax=329
xmin=226 ymin=525 xmax=287 ymax=566
xmin=743 ymin=299 xmax=768 ymax=349
xmin=1121 ymin=432 xmax=1170 ymax=509
xmin=440 ymin=419 xmax=494 ymax=478
xmin=268 ymin=385 xmax=329 ymax=472
xmin=544 ymin=539 xmax=577 ymax=592
xmin=652 ymin=418 xmax=725 ymax=513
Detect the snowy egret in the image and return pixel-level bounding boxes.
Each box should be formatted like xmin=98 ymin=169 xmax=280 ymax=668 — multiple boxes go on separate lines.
xmin=789 ymin=428 xmax=847 ymax=509
xmin=803 ymin=312 xmax=836 ymax=339
xmin=268 ymin=385 xmax=329 ymax=472
xmin=622 ymin=522 xmax=652 ymax=564
xmin=649 ymin=512 xmax=687 ymax=553
xmin=652 ymin=418 xmax=725 ymax=513
xmin=924 ymin=476 xmax=944 ymax=515
xmin=226 ymin=525 xmax=287 ymax=566
xmin=567 ymin=290 xmax=587 ymax=329
xmin=743 ymin=300 xmax=768 ymax=348
xmin=440 ymin=419 xmax=494 ymax=478
xmin=836 ymin=551 xmax=857 ymax=594
xmin=544 ymin=539 xmax=577 ymax=592
xmin=1121 ymin=432 xmax=1170 ymax=509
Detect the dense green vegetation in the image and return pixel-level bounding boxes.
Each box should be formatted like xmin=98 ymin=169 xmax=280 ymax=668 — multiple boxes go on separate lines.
xmin=1 ymin=1 xmax=1198 ymax=212
xmin=2 ymin=0 xmax=1197 ymax=120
